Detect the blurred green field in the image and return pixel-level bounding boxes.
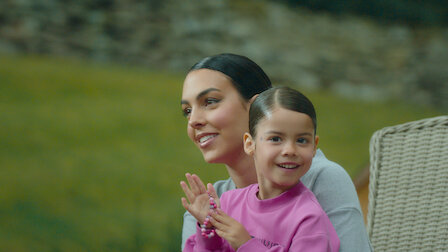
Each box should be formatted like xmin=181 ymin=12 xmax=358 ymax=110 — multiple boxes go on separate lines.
xmin=0 ymin=54 xmax=441 ymax=251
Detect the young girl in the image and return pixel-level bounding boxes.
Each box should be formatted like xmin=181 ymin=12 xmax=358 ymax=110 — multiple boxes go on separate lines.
xmin=181 ymin=87 xmax=340 ymax=251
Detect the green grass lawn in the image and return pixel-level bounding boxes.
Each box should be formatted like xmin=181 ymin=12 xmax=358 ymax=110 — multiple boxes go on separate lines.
xmin=0 ymin=54 xmax=442 ymax=251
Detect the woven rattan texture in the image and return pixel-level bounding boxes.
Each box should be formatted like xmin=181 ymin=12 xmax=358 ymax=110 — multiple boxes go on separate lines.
xmin=367 ymin=115 xmax=448 ymax=251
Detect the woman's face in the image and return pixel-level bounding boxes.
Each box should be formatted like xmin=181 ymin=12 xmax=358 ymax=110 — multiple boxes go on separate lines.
xmin=181 ymin=69 xmax=251 ymax=164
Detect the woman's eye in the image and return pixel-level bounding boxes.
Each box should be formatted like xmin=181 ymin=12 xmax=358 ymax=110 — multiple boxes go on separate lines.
xmin=182 ymin=108 xmax=191 ymax=117
xmin=205 ymin=98 xmax=219 ymax=106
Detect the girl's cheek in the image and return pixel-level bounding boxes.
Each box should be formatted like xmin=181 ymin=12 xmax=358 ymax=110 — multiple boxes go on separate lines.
xmin=304 ymin=149 xmax=315 ymax=161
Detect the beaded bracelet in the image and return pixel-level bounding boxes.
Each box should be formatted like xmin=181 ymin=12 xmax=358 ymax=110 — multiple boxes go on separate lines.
xmin=201 ymin=193 xmax=217 ymax=238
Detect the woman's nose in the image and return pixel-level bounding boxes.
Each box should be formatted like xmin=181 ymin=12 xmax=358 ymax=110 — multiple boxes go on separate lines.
xmin=188 ymin=108 xmax=206 ymax=129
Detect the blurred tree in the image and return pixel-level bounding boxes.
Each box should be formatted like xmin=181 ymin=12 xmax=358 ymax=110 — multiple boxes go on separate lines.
xmin=277 ymin=0 xmax=448 ymax=26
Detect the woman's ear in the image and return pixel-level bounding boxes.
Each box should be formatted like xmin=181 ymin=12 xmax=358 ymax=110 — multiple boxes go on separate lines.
xmin=243 ymin=132 xmax=255 ymax=156
xmin=249 ymin=94 xmax=259 ymax=105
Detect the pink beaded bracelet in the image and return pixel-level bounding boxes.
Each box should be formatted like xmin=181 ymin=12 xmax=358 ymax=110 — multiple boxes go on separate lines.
xmin=201 ymin=193 xmax=217 ymax=238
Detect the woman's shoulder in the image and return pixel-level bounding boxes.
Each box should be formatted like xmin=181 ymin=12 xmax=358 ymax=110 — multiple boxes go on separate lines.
xmin=302 ymin=149 xmax=353 ymax=187
xmin=213 ymin=177 xmax=236 ymax=197
xmin=312 ymin=149 xmax=348 ymax=173
xmin=302 ymin=149 xmax=360 ymax=208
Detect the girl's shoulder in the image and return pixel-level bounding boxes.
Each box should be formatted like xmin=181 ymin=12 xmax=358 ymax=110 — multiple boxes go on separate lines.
xmin=220 ymin=183 xmax=257 ymax=203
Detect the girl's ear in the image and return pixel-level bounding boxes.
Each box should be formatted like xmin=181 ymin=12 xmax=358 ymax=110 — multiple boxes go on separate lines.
xmin=243 ymin=132 xmax=255 ymax=156
xmin=313 ymin=135 xmax=319 ymax=156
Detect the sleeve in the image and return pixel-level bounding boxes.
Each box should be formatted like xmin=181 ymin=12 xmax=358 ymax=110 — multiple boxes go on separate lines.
xmin=183 ymin=223 xmax=232 ymax=252
xmin=311 ymin=164 xmax=372 ymax=252
xmin=182 ymin=211 xmax=198 ymax=251
xmin=237 ymin=235 xmax=334 ymax=252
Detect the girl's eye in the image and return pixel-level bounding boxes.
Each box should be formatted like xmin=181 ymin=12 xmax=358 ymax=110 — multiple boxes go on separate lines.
xmin=269 ymin=136 xmax=282 ymax=142
xmin=297 ymin=138 xmax=308 ymax=144
xmin=182 ymin=107 xmax=191 ymax=117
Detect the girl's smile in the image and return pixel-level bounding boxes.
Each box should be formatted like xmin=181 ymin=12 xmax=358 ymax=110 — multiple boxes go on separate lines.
xmin=244 ymin=107 xmax=319 ymax=199
xmin=277 ymin=162 xmax=300 ymax=170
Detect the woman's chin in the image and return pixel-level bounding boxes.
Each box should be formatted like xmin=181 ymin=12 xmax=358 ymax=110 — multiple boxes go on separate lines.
xmin=203 ymin=156 xmax=219 ymax=164
xmin=202 ymin=151 xmax=221 ymax=164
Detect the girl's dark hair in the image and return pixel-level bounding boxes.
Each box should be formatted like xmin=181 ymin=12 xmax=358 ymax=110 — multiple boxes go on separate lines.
xmin=189 ymin=53 xmax=272 ymax=100
xmin=249 ymin=86 xmax=317 ymax=136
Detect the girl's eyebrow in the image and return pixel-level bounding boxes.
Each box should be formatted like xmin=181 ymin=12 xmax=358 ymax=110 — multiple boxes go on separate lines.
xmin=181 ymin=88 xmax=221 ymax=105
xmin=265 ymin=130 xmax=284 ymax=135
xmin=265 ymin=131 xmax=313 ymax=136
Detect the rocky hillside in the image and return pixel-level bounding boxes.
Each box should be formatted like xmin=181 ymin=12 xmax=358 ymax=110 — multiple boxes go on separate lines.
xmin=1 ymin=0 xmax=447 ymax=109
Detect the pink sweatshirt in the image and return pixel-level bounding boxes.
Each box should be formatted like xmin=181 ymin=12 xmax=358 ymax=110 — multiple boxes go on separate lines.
xmin=184 ymin=182 xmax=340 ymax=251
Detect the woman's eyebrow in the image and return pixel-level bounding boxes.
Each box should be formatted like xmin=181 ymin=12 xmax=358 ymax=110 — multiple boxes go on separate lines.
xmin=181 ymin=88 xmax=221 ymax=105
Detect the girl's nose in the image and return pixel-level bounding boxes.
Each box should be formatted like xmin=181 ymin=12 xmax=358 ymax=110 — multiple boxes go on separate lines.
xmin=188 ymin=109 xmax=206 ymax=129
xmin=282 ymin=142 xmax=297 ymax=156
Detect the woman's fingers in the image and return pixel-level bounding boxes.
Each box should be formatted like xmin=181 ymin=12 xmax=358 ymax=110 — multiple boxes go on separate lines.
xmin=180 ymin=180 xmax=195 ymax=204
xmin=186 ymin=173 xmax=205 ymax=196
xmin=181 ymin=197 xmax=190 ymax=211
xmin=207 ymin=183 xmax=218 ymax=198
xmin=207 ymin=183 xmax=220 ymax=208
xmin=185 ymin=173 xmax=200 ymax=195
xmin=192 ymin=174 xmax=207 ymax=194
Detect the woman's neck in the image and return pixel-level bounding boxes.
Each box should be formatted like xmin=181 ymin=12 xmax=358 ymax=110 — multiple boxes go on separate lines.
xmin=225 ymin=154 xmax=257 ymax=189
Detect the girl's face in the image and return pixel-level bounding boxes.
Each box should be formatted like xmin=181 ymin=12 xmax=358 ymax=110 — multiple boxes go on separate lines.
xmin=181 ymin=69 xmax=251 ymax=165
xmin=244 ymin=107 xmax=318 ymax=198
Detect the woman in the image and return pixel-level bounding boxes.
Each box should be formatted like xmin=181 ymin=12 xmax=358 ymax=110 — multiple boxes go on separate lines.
xmin=180 ymin=53 xmax=372 ymax=251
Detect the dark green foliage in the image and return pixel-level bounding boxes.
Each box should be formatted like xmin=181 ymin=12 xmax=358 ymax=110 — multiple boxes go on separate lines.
xmin=277 ymin=0 xmax=448 ymax=26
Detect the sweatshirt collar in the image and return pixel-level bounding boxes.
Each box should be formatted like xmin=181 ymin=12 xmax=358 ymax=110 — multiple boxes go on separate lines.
xmin=247 ymin=182 xmax=306 ymax=212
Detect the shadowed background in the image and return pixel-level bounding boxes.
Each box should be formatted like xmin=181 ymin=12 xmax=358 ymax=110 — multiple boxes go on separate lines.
xmin=0 ymin=0 xmax=446 ymax=251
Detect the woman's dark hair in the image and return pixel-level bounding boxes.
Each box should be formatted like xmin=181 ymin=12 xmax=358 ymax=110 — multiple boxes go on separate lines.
xmin=249 ymin=86 xmax=317 ymax=136
xmin=189 ymin=53 xmax=272 ymax=101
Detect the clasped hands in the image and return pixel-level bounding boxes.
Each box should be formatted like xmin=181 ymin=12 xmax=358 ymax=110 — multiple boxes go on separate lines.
xmin=180 ymin=173 xmax=252 ymax=250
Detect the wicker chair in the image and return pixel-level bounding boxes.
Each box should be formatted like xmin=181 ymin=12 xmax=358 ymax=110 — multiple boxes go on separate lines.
xmin=367 ymin=115 xmax=448 ymax=251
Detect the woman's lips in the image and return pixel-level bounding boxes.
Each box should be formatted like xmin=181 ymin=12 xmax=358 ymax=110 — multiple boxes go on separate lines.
xmin=196 ymin=133 xmax=218 ymax=148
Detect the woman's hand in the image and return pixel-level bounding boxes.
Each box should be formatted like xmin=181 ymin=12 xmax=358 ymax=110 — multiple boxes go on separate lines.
xmin=180 ymin=173 xmax=220 ymax=225
xmin=209 ymin=209 xmax=252 ymax=250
